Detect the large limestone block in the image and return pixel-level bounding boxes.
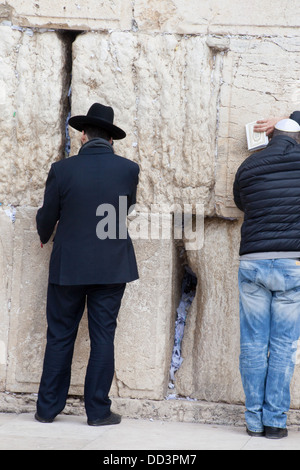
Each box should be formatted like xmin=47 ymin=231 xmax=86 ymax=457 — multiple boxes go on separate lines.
xmin=6 ymin=208 xmax=50 ymax=392
xmin=175 ymin=219 xmax=244 ymax=404
xmin=71 ymin=32 xmax=219 ymax=213
xmin=69 ymin=238 xmax=177 ymax=400
xmin=291 ymin=350 xmax=300 ymax=409
xmin=6 ymin=206 xmax=176 ymax=400
xmin=0 ymin=26 xmax=67 ymax=206
xmin=176 ymin=218 xmax=300 ymax=410
xmin=5 ymin=206 xmax=91 ymax=394
xmin=0 ymin=209 xmax=13 ymax=391
xmin=114 ymin=238 xmax=178 ymax=400
xmin=2 ymin=0 xmax=298 ymax=35
xmin=70 ymin=32 xmax=138 ymax=163
xmin=135 ymin=0 xmax=300 ymax=35
xmin=0 ymin=0 xmax=132 ymax=31
xmin=215 ymin=36 xmax=300 ymax=218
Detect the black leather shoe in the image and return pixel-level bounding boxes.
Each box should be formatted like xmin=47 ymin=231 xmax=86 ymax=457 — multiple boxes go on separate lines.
xmin=246 ymin=427 xmax=265 ymax=437
xmin=265 ymin=426 xmax=288 ymax=439
xmin=34 ymin=412 xmax=54 ymax=423
xmin=87 ymin=412 xmax=122 ymax=426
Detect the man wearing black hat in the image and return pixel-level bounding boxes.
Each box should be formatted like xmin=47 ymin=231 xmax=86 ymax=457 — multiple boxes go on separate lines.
xmin=35 ymin=103 xmax=139 ymax=426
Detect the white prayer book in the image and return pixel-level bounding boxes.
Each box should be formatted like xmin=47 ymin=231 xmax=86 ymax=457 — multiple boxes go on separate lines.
xmin=245 ymin=121 xmax=269 ymax=151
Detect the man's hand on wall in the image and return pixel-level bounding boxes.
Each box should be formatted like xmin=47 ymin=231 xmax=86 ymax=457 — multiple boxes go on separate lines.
xmin=254 ymin=117 xmax=285 ymax=136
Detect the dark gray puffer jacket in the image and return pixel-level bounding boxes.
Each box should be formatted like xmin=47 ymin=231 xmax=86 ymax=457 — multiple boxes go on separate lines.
xmin=233 ymin=132 xmax=300 ymax=256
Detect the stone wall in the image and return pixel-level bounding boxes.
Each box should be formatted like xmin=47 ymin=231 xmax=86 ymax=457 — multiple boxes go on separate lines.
xmin=1 ymin=0 xmax=300 ymax=424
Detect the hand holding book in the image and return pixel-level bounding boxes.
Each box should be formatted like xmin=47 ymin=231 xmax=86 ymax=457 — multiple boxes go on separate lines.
xmin=253 ymin=117 xmax=284 ymax=136
xmin=245 ymin=121 xmax=269 ymax=151
xmin=246 ymin=116 xmax=286 ymax=151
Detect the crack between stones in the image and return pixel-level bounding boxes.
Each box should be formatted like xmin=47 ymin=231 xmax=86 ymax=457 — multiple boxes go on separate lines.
xmin=57 ymin=30 xmax=83 ymax=159
xmin=168 ymin=241 xmax=197 ymax=399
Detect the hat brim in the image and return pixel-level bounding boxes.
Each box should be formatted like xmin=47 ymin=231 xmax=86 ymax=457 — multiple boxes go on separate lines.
xmin=68 ymin=115 xmax=126 ymax=140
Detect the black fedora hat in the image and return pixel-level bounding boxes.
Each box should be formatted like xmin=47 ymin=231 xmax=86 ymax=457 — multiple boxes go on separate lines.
xmin=69 ymin=103 xmax=126 ymax=140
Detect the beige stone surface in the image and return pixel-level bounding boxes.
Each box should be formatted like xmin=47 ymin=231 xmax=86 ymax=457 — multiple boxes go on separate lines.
xmin=215 ymin=36 xmax=300 ymax=218
xmin=114 ymin=238 xmax=178 ymax=400
xmin=0 ymin=26 xmax=67 ymax=207
xmin=5 ymin=207 xmax=176 ymax=400
xmin=0 ymin=0 xmax=132 ymax=31
xmin=291 ymin=363 xmax=300 ymax=409
xmin=176 ymin=218 xmax=300 ymax=410
xmin=0 ymin=209 xmax=13 ymax=391
xmin=69 ymin=238 xmax=178 ymax=401
xmin=175 ymin=219 xmax=244 ymax=404
xmin=134 ymin=0 xmax=300 ymax=35
xmin=5 ymin=208 xmax=50 ymax=392
xmin=71 ymin=32 xmax=219 ymax=213
xmin=2 ymin=0 xmax=299 ymax=35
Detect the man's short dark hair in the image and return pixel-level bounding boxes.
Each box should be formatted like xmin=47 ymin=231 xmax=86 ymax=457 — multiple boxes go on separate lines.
xmin=83 ymin=125 xmax=111 ymax=141
xmin=273 ymin=128 xmax=300 ymax=144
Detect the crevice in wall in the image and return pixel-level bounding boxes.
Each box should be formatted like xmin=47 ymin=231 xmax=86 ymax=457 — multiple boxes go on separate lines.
xmin=131 ymin=0 xmax=138 ymax=32
xmin=168 ymin=242 xmax=197 ymax=395
xmin=57 ymin=30 xmax=84 ymax=159
xmin=206 ymin=37 xmax=229 ymax=218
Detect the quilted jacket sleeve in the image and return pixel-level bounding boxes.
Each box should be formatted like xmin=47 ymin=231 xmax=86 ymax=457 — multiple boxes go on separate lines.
xmin=233 ymin=170 xmax=244 ymax=212
xmin=289 ymin=111 xmax=300 ymax=125
xmin=36 ymin=164 xmax=61 ymax=244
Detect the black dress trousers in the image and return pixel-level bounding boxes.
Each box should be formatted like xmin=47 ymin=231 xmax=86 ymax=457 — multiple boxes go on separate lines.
xmin=37 ymin=282 xmax=126 ymax=421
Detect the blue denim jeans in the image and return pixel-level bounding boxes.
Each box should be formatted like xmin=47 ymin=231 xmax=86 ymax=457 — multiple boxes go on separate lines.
xmin=239 ymin=259 xmax=300 ymax=432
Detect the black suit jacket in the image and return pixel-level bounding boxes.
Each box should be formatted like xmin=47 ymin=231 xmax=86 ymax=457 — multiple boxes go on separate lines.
xmin=37 ymin=141 xmax=140 ymax=285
